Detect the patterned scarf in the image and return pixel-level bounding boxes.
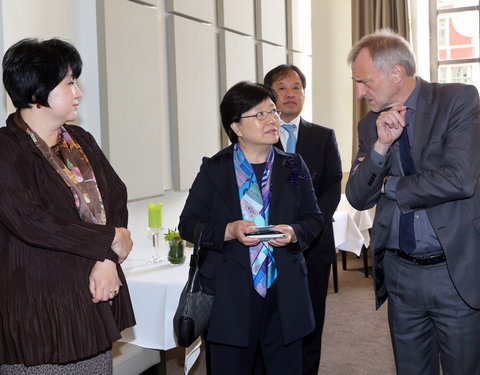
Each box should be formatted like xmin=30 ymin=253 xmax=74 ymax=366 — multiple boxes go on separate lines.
xmin=233 ymin=143 xmax=277 ymax=297
xmin=14 ymin=111 xmax=107 ymax=225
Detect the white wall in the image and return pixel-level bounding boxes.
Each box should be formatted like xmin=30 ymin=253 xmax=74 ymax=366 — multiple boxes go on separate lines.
xmin=0 ymin=0 xmax=102 ymax=141
xmin=167 ymin=15 xmax=220 ymax=191
xmin=410 ymin=0 xmax=431 ymax=81
xmin=0 ymin=0 xmax=355 ymax=226
xmin=74 ymin=0 xmax=103 ymax=142
xmin=312 ymin=0 xmax=353 ymax=172
xmin=100 ymin=0 xmax=165 ymax=199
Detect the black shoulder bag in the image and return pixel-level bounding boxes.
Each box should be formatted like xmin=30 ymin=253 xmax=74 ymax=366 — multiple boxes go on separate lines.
xmin=173 ymin=226 xmax=215 ymax=347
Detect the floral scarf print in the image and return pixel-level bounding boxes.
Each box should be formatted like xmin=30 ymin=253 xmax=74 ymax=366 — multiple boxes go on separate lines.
xmin=14 ymin=111 xmax=107 ymax=225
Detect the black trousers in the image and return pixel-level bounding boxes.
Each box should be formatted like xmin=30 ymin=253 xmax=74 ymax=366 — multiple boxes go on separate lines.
xmin=302 ymin=262 xmax=331 ymax=375
xmin=207 ymin=283 xmax=302 ymax=375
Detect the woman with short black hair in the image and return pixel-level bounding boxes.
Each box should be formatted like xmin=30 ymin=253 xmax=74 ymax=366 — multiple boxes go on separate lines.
xmin=179 ymin=81 xmax=324 ymax=374
xmin=0 ymin=38 xmax=135 ymax=374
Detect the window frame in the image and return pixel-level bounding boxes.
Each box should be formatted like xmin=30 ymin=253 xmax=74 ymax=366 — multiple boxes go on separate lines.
xmin=429 ymin=1 xmax=480 ymax=82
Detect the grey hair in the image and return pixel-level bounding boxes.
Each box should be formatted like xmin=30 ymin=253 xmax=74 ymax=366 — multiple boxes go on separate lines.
xmin=347 ymin=28 xmax=416 ymax=76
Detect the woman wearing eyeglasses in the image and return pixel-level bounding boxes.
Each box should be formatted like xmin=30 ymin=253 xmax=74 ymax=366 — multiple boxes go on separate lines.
xmin=179 ymin=81 xmax=324 ymax=374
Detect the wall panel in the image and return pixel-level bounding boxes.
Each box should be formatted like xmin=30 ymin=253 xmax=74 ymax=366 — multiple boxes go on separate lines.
xmin=1 ymin=0 xmax=76 ymax=115
xmin=166 ymin=0 xmax=215 ymax=23
xmin=290 ymin=52 xmax=312 ymax=120
xmin=257 ymin=42 xmax=287 ymax=81
xmin=256 ymin=0 xmax=286 ymax=46
xmin=168 ymin=15 xmax=221 ymax=191
xmin=219 ymin=30 xmax=256 ymax=95
xmin=288 ymin=0 xmax=312 ymax=54
xmin=218 ymin=0 xmax=254 ymax=36
xmin=1 ymin=0 xmax=102 ymax=142
xmin=102 ymin=0 xmax=164 ymax=199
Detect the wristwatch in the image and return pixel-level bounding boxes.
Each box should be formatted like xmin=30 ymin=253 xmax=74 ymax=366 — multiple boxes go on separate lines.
xmin=381 ymin=176 xmax=390 ymax=194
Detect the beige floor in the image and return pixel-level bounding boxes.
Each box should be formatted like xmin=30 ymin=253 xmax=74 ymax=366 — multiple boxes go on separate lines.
xmin=163 ymin=252 xmax=396 ymax=374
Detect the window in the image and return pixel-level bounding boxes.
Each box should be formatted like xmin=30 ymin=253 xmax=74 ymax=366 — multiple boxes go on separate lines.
xmin=430 ymin=0 xmax=480 ymax=91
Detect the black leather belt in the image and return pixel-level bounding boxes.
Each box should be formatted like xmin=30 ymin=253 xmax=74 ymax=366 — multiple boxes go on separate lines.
xmin=389 ymin=249 xmax=446 ymax=265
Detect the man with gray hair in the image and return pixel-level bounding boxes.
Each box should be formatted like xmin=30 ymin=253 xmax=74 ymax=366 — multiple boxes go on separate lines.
xmin=346 ymin=28 xmax=480 ymax=374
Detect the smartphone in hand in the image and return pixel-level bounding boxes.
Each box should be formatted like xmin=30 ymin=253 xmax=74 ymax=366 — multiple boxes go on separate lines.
xmin=245 ymin=226 xmax=284 ymax=240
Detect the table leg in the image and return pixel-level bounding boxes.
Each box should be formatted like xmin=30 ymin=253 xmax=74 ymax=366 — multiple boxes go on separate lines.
xmin=341 ymin=250 xmax=347 ymax=270
xmin=362 ymin=246 xmax=369 ymax=278
xmin=332 ymin=261 xmax=339 ymax=293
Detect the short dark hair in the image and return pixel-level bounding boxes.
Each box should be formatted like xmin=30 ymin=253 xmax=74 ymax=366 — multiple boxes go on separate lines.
xmin=263 ymin=64 xmax=306 ymax=89
xmin=2 ymin=38 xmax=82 ymax=109
xmin=220 ymin=81 xmax=277 ymax=143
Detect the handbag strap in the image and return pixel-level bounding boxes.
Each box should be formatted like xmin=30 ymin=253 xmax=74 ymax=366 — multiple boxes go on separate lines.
xmin=189 ymin=224 xmax=205 ymax=268
xmin=186 ymin=224 xmax=206 ymax=293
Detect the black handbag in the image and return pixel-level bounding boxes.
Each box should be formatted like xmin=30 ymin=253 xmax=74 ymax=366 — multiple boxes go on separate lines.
xmin=173 ymin=227 xmax=215 ymax=347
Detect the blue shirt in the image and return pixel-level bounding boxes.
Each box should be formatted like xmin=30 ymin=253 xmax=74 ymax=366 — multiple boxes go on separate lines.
xmin=370 ymin=78 xmax=442 ymax=256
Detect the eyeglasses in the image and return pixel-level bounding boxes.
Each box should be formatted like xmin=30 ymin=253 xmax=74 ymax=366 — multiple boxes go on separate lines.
xmin=240 ymin=109 xmax=282 ymax=121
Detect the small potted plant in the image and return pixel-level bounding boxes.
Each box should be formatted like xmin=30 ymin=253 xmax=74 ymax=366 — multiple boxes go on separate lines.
xmin=164 ymin=228 xmax=185 ymax=265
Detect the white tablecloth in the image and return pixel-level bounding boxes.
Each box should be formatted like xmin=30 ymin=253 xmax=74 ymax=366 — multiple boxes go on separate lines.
xmin=119 ymin=196 xmax=375 ymax=351
xmin=120 ymin=245 xmax=190 ymax=350
xmin=332 ymin=194 xmax=375 ymax=256
xmin=121 ymin=197 xmax=203 ymax=374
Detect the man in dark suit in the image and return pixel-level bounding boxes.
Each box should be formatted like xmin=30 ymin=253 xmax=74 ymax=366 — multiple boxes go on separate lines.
xmin=264 ymin=64 xmax=343 ymax=375
xmin=346 ymin=29 xmax=480 ymax=374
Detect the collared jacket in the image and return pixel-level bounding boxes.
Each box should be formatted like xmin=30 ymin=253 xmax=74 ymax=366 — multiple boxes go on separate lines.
xmin=346 ymin=79 xmax=480 ymax=309
xmin=276 ymin=118 xmax=342 ymax=265
xmin=0 ymin=113 xmax=135 ymax=366
xmin=179 ymin=145 xmax=324 ymax=346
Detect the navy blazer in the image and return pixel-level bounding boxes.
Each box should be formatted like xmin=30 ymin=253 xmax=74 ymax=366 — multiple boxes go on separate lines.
xmin=276 ymin=118 xmax=342 ymax=265
xmin=347 ymin=78 xmax=480 ymax=309
xmin=179 ymin=145 xmax=324 ymax=347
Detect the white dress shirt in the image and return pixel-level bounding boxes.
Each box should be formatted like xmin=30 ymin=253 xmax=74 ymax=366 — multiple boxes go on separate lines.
xmin=279 ymin=115 xmax=301 ymax=151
